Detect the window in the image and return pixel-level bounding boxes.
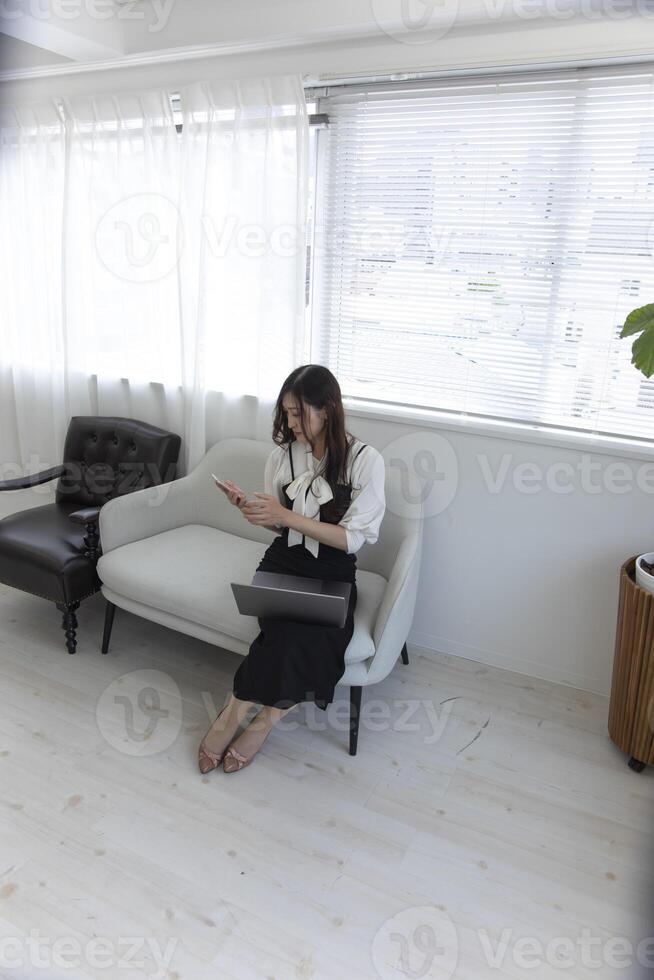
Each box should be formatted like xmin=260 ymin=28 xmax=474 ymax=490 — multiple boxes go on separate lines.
xmin=309 ymin=65 xmax=654 ymax=441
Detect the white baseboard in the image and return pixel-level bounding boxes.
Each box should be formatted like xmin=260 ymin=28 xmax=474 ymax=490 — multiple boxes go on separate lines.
xmin=407 ymin=629 xmax=611 ymax=698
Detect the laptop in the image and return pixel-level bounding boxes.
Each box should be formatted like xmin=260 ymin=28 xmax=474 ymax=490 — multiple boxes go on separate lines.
xmin=231 ymin=571 xmax=352 ymax=628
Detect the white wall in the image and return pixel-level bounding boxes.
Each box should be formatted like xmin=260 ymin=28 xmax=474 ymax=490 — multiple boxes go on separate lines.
xmin=338 ymin=410 xmax=648 ymax=698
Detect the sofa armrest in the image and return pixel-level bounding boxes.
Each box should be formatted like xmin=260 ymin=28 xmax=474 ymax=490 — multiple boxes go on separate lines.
xmin=0 ymin=464 xmax=65 ymax=491
xmin=365 ymin=531 xmax=423 ymax=685
xmin=98 ymin=474 xmax=199 ymax=555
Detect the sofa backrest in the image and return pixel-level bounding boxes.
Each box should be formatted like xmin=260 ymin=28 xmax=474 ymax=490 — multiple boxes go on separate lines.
xmin=188 ymin=438 xmax=277 ymax=545
xmin=359 ymin=461 xmax=424 ymax=580
xmin=190 ymin=437 xmax=424 ymax=580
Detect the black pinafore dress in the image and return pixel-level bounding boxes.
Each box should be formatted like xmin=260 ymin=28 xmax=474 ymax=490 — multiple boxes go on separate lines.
xmin=232 ymin=442 xmax=367 ymax=711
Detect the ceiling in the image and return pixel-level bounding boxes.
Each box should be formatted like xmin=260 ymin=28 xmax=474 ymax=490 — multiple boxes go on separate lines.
xmin=0 ymin=33 xmax=71 ymax=70
xmin=2 ymin=0 xmax=635 ymax=76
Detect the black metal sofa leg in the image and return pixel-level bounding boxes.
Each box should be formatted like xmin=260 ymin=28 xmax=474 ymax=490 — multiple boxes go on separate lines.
xmin=102 ymin=600 xmax=116 ymax=655
xmin=55 ymin=601 xmax=80 ymax=654
xmin=401 ymin=642 xmax=409 ymax=665
xmin=349 ymin=685 xmax=362 ymax=756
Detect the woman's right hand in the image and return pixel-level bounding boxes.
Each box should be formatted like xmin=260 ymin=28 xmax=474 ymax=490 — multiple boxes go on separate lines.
xmin=215 ymin=478 xmax=247 ymax=509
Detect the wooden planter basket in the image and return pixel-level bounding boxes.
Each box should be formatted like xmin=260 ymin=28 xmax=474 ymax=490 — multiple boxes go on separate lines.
xmin=608 ymin=555 xmax=654 ymax=772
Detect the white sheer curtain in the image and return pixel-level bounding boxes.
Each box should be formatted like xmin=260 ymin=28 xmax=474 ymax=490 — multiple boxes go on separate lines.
xmin=177 ymin=74 xmax=310 ymax=464
xmin=0 ymin=75 xmax=309 ymax=479
xmin=0 ymin=100 xmax=69 ymax=474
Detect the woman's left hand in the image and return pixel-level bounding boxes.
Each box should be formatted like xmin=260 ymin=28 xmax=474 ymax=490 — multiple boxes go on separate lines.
xmin=240 ymin=493 xmax=287 ymax=527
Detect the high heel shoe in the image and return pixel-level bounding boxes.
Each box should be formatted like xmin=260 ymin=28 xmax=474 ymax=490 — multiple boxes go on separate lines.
xmin=198 ymin=703 xmax=236 ymax=774
xmin=222 ymin=727 xmax=272 ymax=773
xmin=198 ymin=745 xmax=222 ymax=774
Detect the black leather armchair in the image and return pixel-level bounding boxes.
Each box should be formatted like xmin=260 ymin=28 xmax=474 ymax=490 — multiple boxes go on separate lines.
xmin=0 ymin=416 xmax=181 ymax=654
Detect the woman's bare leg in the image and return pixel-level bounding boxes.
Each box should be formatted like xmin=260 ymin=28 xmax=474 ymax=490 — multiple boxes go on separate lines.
xmin=223 ymin=701 xmax=298 ymax=768
xmin=199 ymin=692 xmax=256 ymax=764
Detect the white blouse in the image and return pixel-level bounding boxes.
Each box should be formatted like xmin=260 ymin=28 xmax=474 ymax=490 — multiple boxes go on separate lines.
xmin=264 ymin=437 xmax=386 ymax=557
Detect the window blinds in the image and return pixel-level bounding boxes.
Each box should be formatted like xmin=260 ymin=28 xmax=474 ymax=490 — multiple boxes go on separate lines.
xmin=313 ymin=66 xmax=654 ymax=441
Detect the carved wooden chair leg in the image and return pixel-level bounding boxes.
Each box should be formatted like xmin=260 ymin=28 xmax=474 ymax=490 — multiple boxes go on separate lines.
xmin=55 ymin=601 xmax=80 ymax=654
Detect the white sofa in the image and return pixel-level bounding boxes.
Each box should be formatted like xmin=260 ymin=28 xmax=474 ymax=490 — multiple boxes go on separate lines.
xmin=97 ymin=437 xmax=424 ymax=754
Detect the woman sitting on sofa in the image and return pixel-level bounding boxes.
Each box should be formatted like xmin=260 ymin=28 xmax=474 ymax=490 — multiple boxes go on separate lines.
xmin=198 ymin=363 xmax=386 ymax=774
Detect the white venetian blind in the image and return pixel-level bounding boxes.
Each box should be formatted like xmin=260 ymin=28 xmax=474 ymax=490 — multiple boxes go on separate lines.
xmin=314 ymin=65 xmax=654 ymax=440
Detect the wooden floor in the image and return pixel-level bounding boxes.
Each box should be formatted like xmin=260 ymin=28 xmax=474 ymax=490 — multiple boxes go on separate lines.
xmin=0 ymin=582 xmax=652 ymax=980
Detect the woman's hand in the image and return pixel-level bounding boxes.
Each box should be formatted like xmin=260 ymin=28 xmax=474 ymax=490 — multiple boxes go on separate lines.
xmin=240 ymin=493 xmax=287 ymax=527
xmin=215 ymin=478 xmax=248 ymax=510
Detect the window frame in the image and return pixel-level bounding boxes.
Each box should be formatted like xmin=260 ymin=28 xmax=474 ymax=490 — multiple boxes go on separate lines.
xmin=305 ymin=62 xmax=654 ymax=460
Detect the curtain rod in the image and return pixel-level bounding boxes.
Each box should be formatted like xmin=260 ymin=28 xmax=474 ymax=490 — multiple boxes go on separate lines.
xmin=303 ymin=54 xmax=654 ymax=95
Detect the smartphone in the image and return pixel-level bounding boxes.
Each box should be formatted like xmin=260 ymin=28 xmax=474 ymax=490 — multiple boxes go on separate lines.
xmin=211 ymin=473 xmax=248 ymax=504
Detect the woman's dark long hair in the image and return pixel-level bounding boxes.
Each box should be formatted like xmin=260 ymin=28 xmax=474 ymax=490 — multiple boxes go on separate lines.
xmin=271 ymin=365 xmax=362 ymax=506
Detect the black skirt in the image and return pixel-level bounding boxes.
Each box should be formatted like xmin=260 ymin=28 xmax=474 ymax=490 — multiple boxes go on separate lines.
xmin=232 ymin=530 xmax=357 ymax=711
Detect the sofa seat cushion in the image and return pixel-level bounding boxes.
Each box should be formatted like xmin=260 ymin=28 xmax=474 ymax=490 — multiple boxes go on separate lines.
xmin=97 ymin=524 xmax=386 ymax=664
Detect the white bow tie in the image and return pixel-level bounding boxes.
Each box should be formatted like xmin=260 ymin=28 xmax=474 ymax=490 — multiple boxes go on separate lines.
xmin=285 ymin=446 xmax=333 ymax=558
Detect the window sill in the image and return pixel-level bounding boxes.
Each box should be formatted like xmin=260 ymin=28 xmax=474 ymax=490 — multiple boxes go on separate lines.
xmin=342 ymin=398 xmax=654 ymax=463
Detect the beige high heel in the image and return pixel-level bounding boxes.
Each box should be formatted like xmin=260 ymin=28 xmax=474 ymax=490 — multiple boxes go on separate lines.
xmin=222 ymin=727 xmax=272 ymax=773
xmin=198 ymin=704 xmax=236 ymax=774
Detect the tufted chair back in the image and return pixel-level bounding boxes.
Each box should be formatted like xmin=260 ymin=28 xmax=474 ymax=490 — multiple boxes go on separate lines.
xmin=55 ymin=416 xmax=182 ymax=509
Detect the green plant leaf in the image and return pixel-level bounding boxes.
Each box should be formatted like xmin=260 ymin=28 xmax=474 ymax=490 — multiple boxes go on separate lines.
xmin=619 ymin=303 xmax=654 ymax=379
xmin=620 ymin=303 xmax=654 ymax=338
xmin=630 ymin=328 xmax=654 ymax=379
